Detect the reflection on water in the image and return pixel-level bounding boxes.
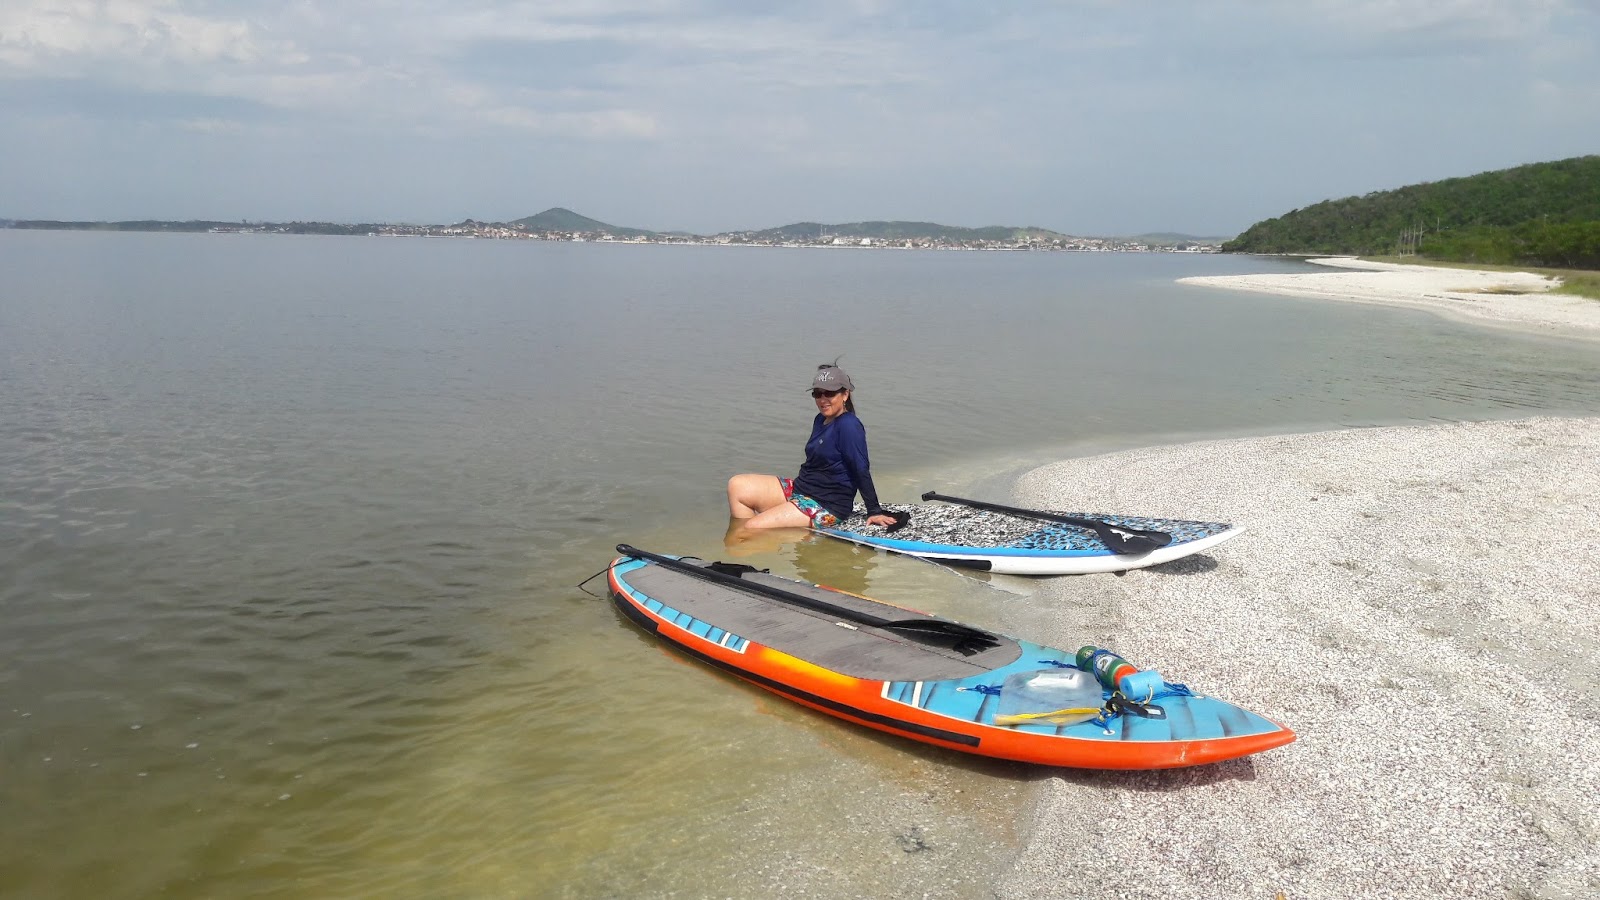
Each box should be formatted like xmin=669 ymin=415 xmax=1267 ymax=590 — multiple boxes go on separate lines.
xmin=791 ymin=536 xmax=879 ymax=597
xmin=722 ymin=520 xmax=881 ymax=597
xmin=2 ymin=231 xmax=1597 ymax=898
xmin=720 ymin=517 xmax=810 ymax=557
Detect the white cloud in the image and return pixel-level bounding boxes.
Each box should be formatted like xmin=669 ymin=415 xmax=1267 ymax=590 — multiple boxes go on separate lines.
xmin=2 ymin=2 xmax=903 ymax=139
xmin=176 ymin=115 xmax=245 ymax=134
xmin=2 ymin=1 xmax=1596 ymax=227
xmin=0 ymin=0 xmax=291 ymax=69
xmin=1287 ymin=0 xmax=1573 ymax=45
xmin=478 ymin=103 xmax=659 ymax=138
xmin=1530 ymin=77 xmax=1600 ymax=120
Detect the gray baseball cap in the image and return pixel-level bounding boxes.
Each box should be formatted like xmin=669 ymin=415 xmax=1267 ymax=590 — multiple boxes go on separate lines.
xmin=808 ymin=364 xmax=853 ymax=392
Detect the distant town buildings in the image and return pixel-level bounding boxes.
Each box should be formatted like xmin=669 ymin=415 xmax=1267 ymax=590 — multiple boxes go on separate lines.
xmin=11 ymin=218 xmax=1218 ymax=252
xmin=200 ymin=220 xmax=1219 ymax=253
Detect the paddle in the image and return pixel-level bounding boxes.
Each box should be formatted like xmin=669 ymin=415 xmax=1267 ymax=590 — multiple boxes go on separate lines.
xmin=614 ymin=544 xmax=1001 ymax=656
xmin=919 ymin=491 xmax=1173 ymax=555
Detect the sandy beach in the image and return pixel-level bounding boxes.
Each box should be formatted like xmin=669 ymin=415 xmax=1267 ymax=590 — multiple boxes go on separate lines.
xmin=992 ymin=260 xmax=1600 ymax=899
xmin=1179 ymin=258 xmax=1600 ymax=341
xmin=998 ymin=415 xmax=1599 ymax=899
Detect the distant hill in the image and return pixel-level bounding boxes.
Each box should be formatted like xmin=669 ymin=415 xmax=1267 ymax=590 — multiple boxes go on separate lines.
xmin=511 ymin=207 xmax=654 ymax=238
xmin=1223 ymin=156 xmax=1600 ymax=267
xmin=743 ymin=220 xmax=1069 ymax=242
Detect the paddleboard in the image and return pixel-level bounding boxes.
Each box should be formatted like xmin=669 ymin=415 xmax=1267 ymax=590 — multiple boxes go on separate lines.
xmin=607 ymin=546 xmax=1294 ymax=770
xmin=818 ymin=495 xmax=1245 ymax=575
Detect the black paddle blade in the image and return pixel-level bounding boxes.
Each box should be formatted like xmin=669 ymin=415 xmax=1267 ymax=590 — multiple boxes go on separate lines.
xmin=707 ymin=561 xmax=768 ymax=577
xmin=881 ymin=619 xmax=1002 ymax=656
xmin=1078 ymin=520 xmax=1172 ymax=555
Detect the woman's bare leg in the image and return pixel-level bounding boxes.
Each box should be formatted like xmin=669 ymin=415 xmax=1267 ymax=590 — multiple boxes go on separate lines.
xmin=727 ymin=474 xmax=787 ymax=518
xmin=726 ymin=473 xmax=816 ymax=531
xmin=745 ymin=501 xmax=814 ymax=530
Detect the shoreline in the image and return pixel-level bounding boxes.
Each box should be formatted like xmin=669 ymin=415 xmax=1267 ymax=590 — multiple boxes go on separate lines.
xmin=998 ymin=415 xmax=1599 ymax=899
xmin=1179 ymin=257 xmax=1600 ymax=341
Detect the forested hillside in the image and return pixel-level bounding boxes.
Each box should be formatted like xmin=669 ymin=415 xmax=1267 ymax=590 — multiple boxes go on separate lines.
xmin=1223 ymin=156 xmax=1600 ymax=268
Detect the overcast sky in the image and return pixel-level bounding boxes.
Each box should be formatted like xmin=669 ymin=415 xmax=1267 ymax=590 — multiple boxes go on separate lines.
xmin=2 ymin=1 xmax=1597 ymax=236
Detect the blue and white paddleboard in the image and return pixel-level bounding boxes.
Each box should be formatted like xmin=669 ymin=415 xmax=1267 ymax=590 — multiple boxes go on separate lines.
xmin=817 ymin=494 xmax=1244 ymax=576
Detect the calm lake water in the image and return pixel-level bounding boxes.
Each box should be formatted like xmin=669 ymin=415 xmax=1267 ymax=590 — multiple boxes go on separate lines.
xmin=3 ymin=231 xmax=1598 ymax=898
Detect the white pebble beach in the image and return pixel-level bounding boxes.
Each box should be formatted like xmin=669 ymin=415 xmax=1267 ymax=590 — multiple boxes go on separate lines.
xmin=998 ymin=262 xmax=1600 ymax=899
xmin=1179 ymin=257 xmax=1600 ymax=341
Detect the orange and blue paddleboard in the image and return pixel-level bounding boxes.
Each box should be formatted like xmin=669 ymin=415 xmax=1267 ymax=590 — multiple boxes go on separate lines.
xmin=606 ymin=545 xmax=1293 ymax=770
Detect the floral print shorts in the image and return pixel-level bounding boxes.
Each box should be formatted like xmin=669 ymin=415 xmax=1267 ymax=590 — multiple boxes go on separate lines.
xmin=779 ymin=477 xmax=840 ymax=528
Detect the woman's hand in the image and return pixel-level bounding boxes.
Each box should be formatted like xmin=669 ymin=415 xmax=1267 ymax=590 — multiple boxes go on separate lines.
xmin=865 ymin=513 xmax=897 ymax=528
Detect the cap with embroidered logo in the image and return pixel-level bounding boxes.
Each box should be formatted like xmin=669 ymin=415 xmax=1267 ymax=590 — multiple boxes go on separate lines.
xmin=808 ymin=364 xmax=853 ymax=393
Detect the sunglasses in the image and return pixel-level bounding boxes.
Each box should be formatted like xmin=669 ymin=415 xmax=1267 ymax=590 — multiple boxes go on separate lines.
xmin=810 ymin=388 xmax=844 ymax=399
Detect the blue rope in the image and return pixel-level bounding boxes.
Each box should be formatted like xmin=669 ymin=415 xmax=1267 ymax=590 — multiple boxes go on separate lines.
xmin=1153 ymin=681 xmax=1194 ymax=699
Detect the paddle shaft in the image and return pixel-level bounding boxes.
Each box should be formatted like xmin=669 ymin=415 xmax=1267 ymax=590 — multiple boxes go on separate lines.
xmin=616 ymin=544 xmax=934 ymax=632
xmin=921 ymin=491 xmax=1100 ymax=526
xmin=919 ymin=492 xmax=1172 ymax=553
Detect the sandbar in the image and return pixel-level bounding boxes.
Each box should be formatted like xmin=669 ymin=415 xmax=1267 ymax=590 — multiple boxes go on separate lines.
xmin=1179 ymin=258 xmax=1600 ymax=341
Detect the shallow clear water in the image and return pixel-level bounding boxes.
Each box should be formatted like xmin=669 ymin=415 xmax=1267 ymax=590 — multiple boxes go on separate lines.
xmin=3 ymin=231 xmax=1597 ymax=897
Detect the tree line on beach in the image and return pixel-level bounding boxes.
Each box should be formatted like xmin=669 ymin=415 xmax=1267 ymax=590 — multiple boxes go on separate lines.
xmin=1223 ymin=155 xmax=1600 ymax=269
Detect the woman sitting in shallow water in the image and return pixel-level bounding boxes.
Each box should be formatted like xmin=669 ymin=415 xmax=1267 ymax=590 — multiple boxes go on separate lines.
xmin=727 ymin=363 xmax=897 ymax=532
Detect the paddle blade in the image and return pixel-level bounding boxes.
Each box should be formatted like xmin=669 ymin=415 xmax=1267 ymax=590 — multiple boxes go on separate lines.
xmin=1077 ymin=520 xmax=1172 ymax=555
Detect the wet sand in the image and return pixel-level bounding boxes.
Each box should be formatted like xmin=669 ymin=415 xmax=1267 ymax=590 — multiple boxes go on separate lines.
xmin=1179 ymin=257 xmax=1600 ymax=341
xmin=999 ymin=415 xmax=1599 ymax=899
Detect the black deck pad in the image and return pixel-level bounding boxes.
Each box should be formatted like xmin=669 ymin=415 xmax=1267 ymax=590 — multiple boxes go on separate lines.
xmin=622 ymin=562 xmax=1022 ymax=681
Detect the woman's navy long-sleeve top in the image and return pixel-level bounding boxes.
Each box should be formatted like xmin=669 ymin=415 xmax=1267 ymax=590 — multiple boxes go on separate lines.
xmin=792 ymin=411 xmax=883 ymax=521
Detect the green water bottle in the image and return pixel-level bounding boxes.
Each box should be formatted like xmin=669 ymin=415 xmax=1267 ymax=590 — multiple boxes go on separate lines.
xmin=1074 ymin=645 xmax=1099 ymax=670
xmin=1075 ymin=645 xmax=1137 ymax=690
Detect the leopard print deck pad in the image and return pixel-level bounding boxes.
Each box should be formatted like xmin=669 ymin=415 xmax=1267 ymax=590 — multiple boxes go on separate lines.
xmin=837 ymin=504 xmax=1231 ymax=551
